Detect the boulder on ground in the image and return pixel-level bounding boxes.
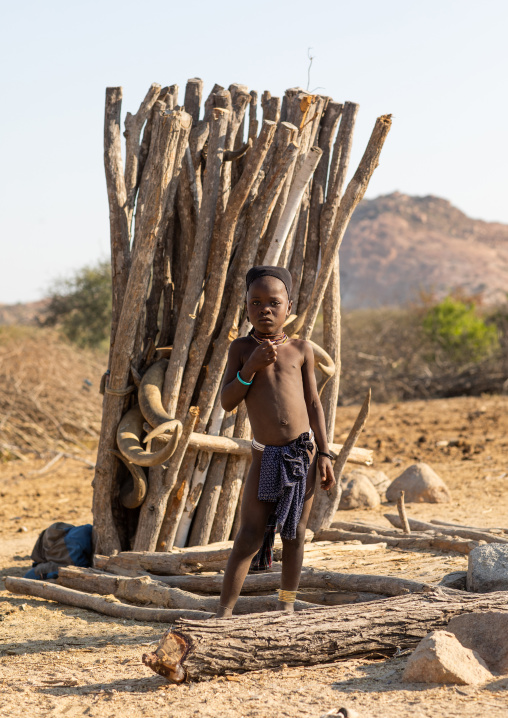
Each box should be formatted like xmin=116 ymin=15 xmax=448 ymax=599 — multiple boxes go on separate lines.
xmin=467 ymin=543 xmax=508 ymax=593
xmin=439 ymin=571 xmax=467 ymax=590
xmin=386 ymin=462 xmax=451 ymax=503
xmin=339 ymin=474 xmax=380 ymax=510
xmin=447 ymin=612 xmax=508 ymax=675
xmin=402 ymin=630 xmax=492 ymax=685
xmin=348 ymin=468 xmax=391 ymax=500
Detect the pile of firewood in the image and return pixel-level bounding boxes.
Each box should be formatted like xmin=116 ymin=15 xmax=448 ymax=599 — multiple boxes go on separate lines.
xmin=6 ymin=516 xmax=508 ymax=681
xmin=92 ymin=78 xmax=391 ymax=556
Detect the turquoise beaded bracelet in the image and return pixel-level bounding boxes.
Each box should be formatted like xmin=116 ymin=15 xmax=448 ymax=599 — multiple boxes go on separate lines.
xmin=237 ymin=371 xmax=253 ymax=386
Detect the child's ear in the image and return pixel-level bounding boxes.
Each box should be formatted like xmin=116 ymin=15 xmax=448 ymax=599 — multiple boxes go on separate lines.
xmin=287 ymin=299 xmax=293 ymax=314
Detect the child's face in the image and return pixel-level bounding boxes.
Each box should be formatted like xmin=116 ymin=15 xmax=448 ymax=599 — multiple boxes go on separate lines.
xmin=246 ymin=276 xmax=292 ymax=333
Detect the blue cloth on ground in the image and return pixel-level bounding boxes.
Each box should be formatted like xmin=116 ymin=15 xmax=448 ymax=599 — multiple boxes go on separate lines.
xmin=24 ymin=522 xmax=93 ymax=580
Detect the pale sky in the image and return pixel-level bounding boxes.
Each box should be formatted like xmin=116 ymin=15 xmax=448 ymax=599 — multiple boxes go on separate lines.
xmin=1 ymin=0 xmax=506 ymax=304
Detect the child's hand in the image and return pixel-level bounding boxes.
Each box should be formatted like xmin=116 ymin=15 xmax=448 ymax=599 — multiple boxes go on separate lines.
xmin=317 ymin=455 xmax=335 ymax=491
xmin=244 ymin=340 xmax=277 ymax=373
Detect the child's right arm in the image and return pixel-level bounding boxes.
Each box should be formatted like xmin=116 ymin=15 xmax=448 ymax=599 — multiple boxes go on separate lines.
xmin=220 ymin=338 xmax=277 ymax=411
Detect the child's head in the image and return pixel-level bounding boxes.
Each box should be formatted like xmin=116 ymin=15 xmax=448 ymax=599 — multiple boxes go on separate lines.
xmin=245 ymin=266 xmax=292 ymax=334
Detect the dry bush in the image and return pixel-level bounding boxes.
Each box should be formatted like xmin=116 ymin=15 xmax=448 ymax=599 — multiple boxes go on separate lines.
xmin=337 ymin=302 xmax=508 ymax=405
xmin=0 ymin=326 xmax=105 ymax=461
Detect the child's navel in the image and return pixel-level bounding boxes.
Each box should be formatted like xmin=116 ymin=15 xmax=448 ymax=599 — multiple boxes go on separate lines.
xmin=280 ymin=418 xmax=288 ymax=426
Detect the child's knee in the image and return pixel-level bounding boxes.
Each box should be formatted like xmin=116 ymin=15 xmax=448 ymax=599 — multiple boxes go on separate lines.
xmin=282 ymin=523 xmax=307 ymax=550
xmin=234 ymin=524 xmax=265 ymax=557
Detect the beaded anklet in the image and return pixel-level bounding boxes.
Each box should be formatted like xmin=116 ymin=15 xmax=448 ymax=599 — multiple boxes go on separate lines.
xmin=278 ymin=589 xmax=297 ymax=604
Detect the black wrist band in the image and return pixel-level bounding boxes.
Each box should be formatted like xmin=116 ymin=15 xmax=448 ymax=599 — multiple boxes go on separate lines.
xmin=318 ymin=451 xmax=334 ymax=460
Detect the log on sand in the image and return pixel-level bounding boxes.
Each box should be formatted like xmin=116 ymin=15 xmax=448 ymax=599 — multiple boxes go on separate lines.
xmin=95 ymin=531 xmax=315 ymax=575
xmin=4 ymin=576 xmax=211 ymax=622
xmin=385 ymin=514 xmax=508 ymax=544
xmin=56 ymin=568 xmax=316 ymax=614
xmin=61 ymin=564 xmax=433 ymax=597
xmin=315 ymin=528 xmax=476 ymax=554
xmin=142 ymin=589 xmax=508 ymax=682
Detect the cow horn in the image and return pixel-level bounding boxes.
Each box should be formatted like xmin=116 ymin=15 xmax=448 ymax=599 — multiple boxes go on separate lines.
xmin=143 ymin=420 xmax=180 ymax=445
xmin=307 ymin=339 xmax=336 ymax=396
xmin=138 ymin=358 xmax=172 ymax=428
xmin=111 ymin=450 xmax=148 ymax=509
xmin=117 ymin=405 xmax=182 ymax=467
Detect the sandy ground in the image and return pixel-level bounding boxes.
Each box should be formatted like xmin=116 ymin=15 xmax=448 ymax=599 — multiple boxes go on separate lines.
xmin=1 ymin=394 xmax=508 ymax=717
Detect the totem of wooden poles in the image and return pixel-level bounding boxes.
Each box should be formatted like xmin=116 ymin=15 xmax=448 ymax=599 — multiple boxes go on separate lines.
xmin=93 ymin=78 xmax=392 ymax=556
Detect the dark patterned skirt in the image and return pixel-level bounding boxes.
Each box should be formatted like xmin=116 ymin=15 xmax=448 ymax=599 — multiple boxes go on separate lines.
xmin=249 ymin=431 xmax=314 ymax=572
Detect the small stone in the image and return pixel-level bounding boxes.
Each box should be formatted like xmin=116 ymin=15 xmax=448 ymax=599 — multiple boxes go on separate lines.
xmin=447 ymin=612 xmax=508 ymax=674
xmin=439 ymin=571 xmax=467 ymax=590
xmin=386 ymin=462 xmax=451 ymax=503
xmin=339 ymin=474 xmax=380 ymax=510
xmin=402 ymin=630 xmax=492 ymax=685
xmin=17 ymin=526 xmax=28 ymax=533
xmin=467 ymin=543 xmax=508 ymax=593
xmin=348 ymin=468 xmax=391 ymax=499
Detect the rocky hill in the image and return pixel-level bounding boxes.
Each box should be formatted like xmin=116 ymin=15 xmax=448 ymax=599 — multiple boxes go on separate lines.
xmin=340 ymin=193 xmax=508 ymax=308
xmin=2 ymin=194 xmax=507 ymax=317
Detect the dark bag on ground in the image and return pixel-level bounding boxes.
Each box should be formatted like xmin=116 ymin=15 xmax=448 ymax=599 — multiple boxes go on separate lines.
xmin=24 ymin=522 xmax=93 ymax=580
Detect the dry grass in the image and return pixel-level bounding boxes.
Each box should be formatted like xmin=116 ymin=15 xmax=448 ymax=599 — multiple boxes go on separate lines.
xmin=0 ymin=326 xmax=105 ymax=462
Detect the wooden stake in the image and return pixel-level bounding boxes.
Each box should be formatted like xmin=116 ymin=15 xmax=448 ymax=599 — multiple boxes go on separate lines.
xmin=124 ymin=83 xmax=162 ymax=234
xmin=308 ymin=389 xmax=371 ymax=532
xmin=103 ymin=87 xmax=131 ymax=362
xmin=162 ymin=108 xmax=229 ymax=418
xmin=209 ymin=403 xmax=251 ymax=542
xmin=133 ymin=407 xmax=199 ymax=552
xmin=93 ymin=107 xmax=191 ymax=554
xmin=188 ymin=411 xmax=237 ymax=546
xmin=287 ymin=114 xmax=392 ymax=340
xmin=397 ymin=491 xmax=411 ymax=534
xmin=175 ymin=120 xmax=277 ymax=419
xmin=263 ymin=146 xmax=323 ymax=265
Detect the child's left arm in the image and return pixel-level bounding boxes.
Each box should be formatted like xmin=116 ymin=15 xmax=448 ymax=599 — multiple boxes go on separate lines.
xmin=301 ymin=341 xmax=335 ymax=491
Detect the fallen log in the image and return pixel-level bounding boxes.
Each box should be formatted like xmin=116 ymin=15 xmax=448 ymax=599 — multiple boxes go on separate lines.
xmin=146 ymin=428 xmax=373 ymax=465
xmin=101 ymin=544 xmax=234 ymax=575
xmin=4 ymin=576 xmax=211 ymax=621
xmin=297 ymin=590 xmax=380 ymax=605
xmin=430 ymin=519 xmax=508 ymax=534
xmin=315 ymin=528 xmax=476 ymax=554
xmin=56 ymin=568 xmax=316 ymax=614
xmin=62 ymin=564 xmax=431 ymax=597
xmin=96 ymin=531 xmax=317 ymax=575
xmin=142 ymin=589 xmax=508 ymax=681
xmin=385 ymin=514 xmax=508 ymax=544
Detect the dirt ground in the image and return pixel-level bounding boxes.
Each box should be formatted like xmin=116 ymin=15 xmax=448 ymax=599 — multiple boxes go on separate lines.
xmin=1 ymin=394 xmax=508 ymax=717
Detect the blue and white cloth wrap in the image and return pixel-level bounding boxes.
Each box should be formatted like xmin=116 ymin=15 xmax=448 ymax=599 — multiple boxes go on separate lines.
xmin=257 ymin=431 xmax=314 ymax=540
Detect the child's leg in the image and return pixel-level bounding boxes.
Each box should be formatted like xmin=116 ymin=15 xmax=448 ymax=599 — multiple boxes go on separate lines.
xmin=278 ymin=454 xmax=317 ymax=611
xmin=216 ymin=448 xmax=275 ymax=618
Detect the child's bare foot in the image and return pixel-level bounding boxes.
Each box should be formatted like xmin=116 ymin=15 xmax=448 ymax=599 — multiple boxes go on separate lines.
xmin=277 ymin=600 xmax=295 ymax=612
xmin=215 ymin=605 xmax=234 ymax=618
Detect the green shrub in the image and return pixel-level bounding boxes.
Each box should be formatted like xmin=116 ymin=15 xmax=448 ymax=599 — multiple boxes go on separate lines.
xmin=422 ymin=295 xmax=498 ymax=362
xmin=44 ymin=260 xmax=111 ymax=349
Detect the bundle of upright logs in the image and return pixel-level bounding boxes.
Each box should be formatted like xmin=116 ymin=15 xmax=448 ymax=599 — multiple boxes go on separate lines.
xmin=93 ymin=78 xmax=392 ymax=556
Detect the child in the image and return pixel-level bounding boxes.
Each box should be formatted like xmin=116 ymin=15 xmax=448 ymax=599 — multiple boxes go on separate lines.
xmin=216 ymin=265 xmax=335 ymax=617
